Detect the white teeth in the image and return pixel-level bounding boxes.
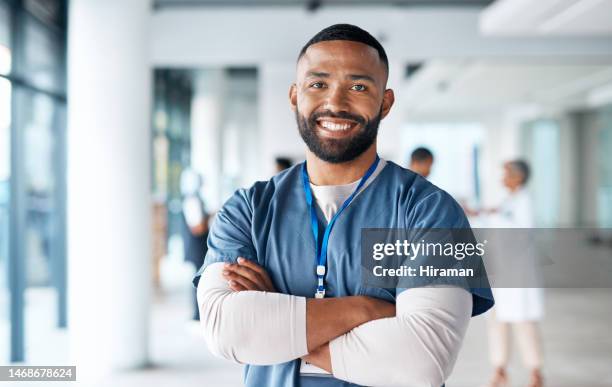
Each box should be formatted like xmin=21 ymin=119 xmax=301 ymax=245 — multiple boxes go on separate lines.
xmin=319 ymin=121 xmax=352 ymax=131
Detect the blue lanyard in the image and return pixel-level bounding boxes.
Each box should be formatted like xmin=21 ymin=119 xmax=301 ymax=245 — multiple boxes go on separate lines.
xmin=301 ymin=155 xmax=380 ymax=298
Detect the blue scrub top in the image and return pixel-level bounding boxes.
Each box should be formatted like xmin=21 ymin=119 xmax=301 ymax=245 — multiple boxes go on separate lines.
xmin=193 ymin=161 xmax=494 ymax=387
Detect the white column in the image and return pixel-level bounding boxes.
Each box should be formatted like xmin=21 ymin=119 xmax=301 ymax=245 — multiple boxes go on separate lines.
xmin=191 ymin=70 xmax=225 ymax=210
xmin=67 ymin=0 xmax=151 ymax=379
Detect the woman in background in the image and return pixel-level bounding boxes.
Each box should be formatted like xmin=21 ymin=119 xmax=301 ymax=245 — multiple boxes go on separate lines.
xmin=466 ymin=160 xmax=544 ymax=387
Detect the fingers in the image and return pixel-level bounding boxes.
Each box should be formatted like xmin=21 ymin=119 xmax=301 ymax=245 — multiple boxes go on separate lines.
xmin=236 ymin=257 xmax=276 ymax=290
xmin=228 ymin=279 xmax=247 ymax=292
xmin=223 ymin=269 xmax=259 ymax=290
xmin=222 ymin=257 xmax=276 ymax=292
xmin=224 ymin=262 xmax=266 ymax=288
xmin=236 ymin=257 xmax=266 ymax=276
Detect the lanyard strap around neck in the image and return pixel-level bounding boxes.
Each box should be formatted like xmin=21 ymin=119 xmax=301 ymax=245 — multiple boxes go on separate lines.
xmin=301 ymin=155 xmax=380 ymax=298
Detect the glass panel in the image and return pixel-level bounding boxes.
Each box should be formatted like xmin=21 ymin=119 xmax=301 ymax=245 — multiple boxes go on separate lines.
xmin=13 ymin=88 xmax=62 ymax=362
xmin=24 ymin=0 xmax=62 ymax=27
xmin=0 ymin=73 xmax=11 ymax=364
xmin=0 ymin=1 xmax=11 ymax=75
xmin=153 ymin=70 xmax=192 ymax=241
xmin=22 ymin=14 xmax=62 ymax=93
xmin=20 ymin=91 xmax=56 ymax=287
xmin=523 ymin=119 xmax=561 ymax=227
xmin=598 ymin=108 xmax=612 ymax=228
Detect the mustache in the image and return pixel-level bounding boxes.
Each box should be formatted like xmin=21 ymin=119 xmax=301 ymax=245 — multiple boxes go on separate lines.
xmin=308 ymin=110 xmax=367 ymax=127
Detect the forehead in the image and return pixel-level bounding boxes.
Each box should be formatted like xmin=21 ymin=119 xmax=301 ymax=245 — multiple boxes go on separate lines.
xmin=297 ymin=40 xmax=386 ymax=80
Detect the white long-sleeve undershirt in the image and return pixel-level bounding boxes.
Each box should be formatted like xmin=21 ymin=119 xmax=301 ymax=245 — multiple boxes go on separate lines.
xmin=329 ymin=287 xmax=471 ymax=386
xmin=197 ymin=262 xmax=308 ymax=365
xmin=197 ymin=262 xmax=472 ymax=386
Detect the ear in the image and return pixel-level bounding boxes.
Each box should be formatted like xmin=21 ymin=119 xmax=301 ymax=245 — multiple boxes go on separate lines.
xmin=289 ymin=83 xmax=297 ymax=112
xmin=380 ymin=89 xmax=395 ymax=120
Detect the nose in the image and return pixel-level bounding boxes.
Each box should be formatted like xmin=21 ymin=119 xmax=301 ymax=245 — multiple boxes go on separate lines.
xmin=322 ymin=85 xmax=350 ymax=113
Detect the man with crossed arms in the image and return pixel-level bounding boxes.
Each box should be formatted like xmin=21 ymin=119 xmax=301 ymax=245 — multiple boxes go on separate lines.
xmin=193 ymin=24 xmax=493 ymax=387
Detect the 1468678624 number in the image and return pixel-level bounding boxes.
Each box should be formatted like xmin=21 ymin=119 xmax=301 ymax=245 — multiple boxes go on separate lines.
xmin=0 ymin=366 xmax=76 ymax=381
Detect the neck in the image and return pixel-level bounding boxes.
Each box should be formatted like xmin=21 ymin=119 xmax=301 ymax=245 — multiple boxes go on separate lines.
xmin=306 ymin=144 xmax=377 ymax=186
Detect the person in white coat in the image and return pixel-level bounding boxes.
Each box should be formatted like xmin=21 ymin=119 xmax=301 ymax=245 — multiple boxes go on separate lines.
xmin=467 ymin=160 xmax=544 ymax=387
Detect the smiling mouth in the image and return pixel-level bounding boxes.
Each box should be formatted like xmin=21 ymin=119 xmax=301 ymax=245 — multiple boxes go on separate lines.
xmin=316 ymin=118 xmax=359 ymax=134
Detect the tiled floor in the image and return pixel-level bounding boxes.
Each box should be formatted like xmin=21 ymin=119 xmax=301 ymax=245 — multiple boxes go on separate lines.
xmin=447 ymin=288 xmax=612 ymax=387
xmin=3 ymin=286 xmax=612 ymax=386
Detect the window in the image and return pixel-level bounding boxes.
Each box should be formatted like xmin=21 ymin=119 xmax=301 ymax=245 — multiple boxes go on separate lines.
xmin=522 ymin=120 xmax=561 ymax=227
xmin=0 ymin=0 xmax=12 ymax=364
xmin=22 ymin=13 xmax=63 ymax=93
xmin=1 ymin=0 xmax=67 ymax=363
xmin=0 ymin=1 xmax=10 ymax=75
xmin=598 ymin=108 xmax=612 ymax=227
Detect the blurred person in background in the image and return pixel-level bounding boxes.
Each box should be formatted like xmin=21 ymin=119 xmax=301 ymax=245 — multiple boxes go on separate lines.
xmin=466 ymin=160 xmax=544 ymax=387
xmin=408 ymin=146 xmax=434 ymax=178
xmin=275 ymin=156 xmax=294 ymax=173
xmin=180 ymin=168 xmax=209 ymax=321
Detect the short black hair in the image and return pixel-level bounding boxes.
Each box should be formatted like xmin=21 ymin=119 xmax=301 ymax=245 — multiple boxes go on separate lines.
xmin=411 ymin=147 xmax=434 ymax=162
xmin=298 ymin=24 xmax=388 ymax=73
xmin=507 ymin=159 xmax=530 ymax=185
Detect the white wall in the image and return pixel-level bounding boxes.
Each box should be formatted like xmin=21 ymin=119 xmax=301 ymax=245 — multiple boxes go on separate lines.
xmin=479 ymin=112 xmax=523 ymax=208
xmin=258 ymin=63 xmax=304 ymax=179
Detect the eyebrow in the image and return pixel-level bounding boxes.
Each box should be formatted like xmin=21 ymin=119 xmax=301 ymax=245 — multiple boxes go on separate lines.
xmin=348 ymin=74 xmax=376 ymax=83
xmin=305 ymin=71 xmax=376 ymax=83
xmin=306 ymin=71 xmax=330 ymax=78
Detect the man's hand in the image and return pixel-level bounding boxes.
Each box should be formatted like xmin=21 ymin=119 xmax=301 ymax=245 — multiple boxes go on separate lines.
xmin=302 ymin=343 xmax=332 ymax=373
xmin=222 ymin=257 xmax=277 ymax=292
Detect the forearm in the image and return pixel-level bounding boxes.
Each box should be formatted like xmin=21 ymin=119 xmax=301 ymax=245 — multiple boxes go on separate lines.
xmin=198 ymin=263 xmax=308 ymax=365
xmin=302 ymin=342 xmax=332 ymax=372
xmin=328 ymin=287 xmax=472 ymax=387
xmin=306 ymin=296 xmax=382 ymax=351
xmin=303 ymin=295 xmax=395 ymax=371
xmin=198 ymin=263 xmax=383 ymax=365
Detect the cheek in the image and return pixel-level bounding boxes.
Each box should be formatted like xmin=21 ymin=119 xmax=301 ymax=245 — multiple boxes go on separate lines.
xmin=298 ymin=89 xmax=382 ymax=119
xmin=297 ymin=91 xmax=318 ymax=113
xmin=352 ymin=94 xmax=383 ymax=115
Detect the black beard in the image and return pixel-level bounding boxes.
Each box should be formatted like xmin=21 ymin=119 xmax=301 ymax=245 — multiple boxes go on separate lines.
xmin=296 ymin=108 xmax=381 ymax=164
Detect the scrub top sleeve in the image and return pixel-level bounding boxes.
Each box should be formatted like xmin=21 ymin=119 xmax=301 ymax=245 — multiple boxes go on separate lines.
xmin=400 ymin=188 xmax=494 ymax=316
xmin=408 ymin=189 xmax=471 ymax=230
xmin=193 ymin=188 xmax=257 ymax=288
